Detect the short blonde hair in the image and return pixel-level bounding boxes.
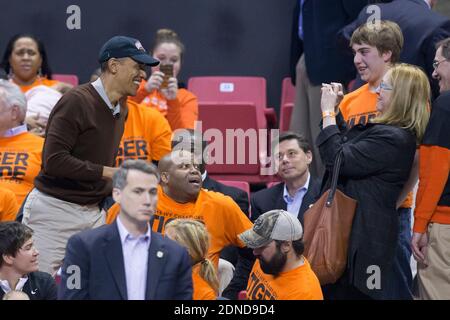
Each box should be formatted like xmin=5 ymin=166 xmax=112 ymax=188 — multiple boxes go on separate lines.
xmin=373 ymin=64 xmax=430 ymax=142
xmin=165 ymin=219 xmax=219 ymax=293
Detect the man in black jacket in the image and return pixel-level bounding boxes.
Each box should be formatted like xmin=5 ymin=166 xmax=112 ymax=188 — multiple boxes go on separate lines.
xmin=224 ymin=132 xmax=321 ymax=299
xmin=251 ymin=132 xmax=321 ymax=225
xmin=0 ymin=222 xmax=56 ymax=300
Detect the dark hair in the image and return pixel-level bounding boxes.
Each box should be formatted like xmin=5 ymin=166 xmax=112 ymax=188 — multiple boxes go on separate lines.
xmin=273 ymin=131 xmax=311 ymax=153
xmin=171 ymin=129 xmax=207 ymax=151
xmin=152 ymin=29 xmax=185 ymax=61
xmin=0 ymin=33 xmax=53 ymax=79
xmin=275 ymin=239 xmax=304 ymax=258
xmin=436 ymin=37 xmax=450 ymax=60
xmin=0 ymin=222 xmax=34 ymax=267
xmin=113 ymin=159 xmax=160 ymax=190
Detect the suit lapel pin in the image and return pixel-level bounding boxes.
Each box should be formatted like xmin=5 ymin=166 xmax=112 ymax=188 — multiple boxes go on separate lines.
xmin=156 ymin=251 xmax=164 ymax=258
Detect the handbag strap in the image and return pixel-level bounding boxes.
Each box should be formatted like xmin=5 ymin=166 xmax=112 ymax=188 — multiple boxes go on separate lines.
xmin=325 ymin=150 xmax=343 ymax=207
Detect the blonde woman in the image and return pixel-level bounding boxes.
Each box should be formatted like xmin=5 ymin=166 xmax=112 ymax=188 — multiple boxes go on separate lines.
xmin=165 ymin=219 xmax=219 ymax=300
xmin=317 ymin=64 xmax=430 ymax=300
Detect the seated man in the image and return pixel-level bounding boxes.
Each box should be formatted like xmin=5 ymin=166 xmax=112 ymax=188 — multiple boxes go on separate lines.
xmin=0 ymin=80 xmax=43 ymax=206
xmin=251 ymin=132 xmax=321 ymax=224
xmin=171 ymin=129 xmax=251 ymax=294
xmin=59 ymin=160 xmax=192 ymax=300
xmin=239 ymin=209 xmax=323 ymax=300
xmin=0 ymin=221 xmax=56 ymax=300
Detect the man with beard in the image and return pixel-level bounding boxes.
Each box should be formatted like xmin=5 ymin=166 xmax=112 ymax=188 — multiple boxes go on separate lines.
xmin=239 ymin=209 xmax=323 ymax=300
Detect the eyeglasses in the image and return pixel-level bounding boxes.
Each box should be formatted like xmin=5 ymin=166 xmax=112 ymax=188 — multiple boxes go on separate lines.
xmin=433 ymin=59 xmax=448 ymax=69
xmin=379 ymin=81 xmax=393 ymax=91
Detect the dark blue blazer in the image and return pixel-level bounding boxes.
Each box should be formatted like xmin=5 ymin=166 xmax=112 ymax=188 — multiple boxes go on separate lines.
xmin=58 ymin=221 xmax=192 ymax=300
xmin=250 ymin=177 xmax=321 ymax=225
xmin=290 ymin=0 xmax=369 ymax=86
xmin=340 ymin=0 xmax=450 ymax=98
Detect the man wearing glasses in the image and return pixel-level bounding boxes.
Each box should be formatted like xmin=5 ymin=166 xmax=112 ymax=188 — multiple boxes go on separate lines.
xmin=412 ymin=38 xmax=450 ymax=300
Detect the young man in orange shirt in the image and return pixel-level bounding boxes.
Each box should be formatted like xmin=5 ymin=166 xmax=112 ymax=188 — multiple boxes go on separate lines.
xmin=412 ymin=38 xmax=450 ymax=300
xmin=336 ymin=21 xmax=420 ymax=299
xmin=240 ymin=209 xmax=323 ymax=300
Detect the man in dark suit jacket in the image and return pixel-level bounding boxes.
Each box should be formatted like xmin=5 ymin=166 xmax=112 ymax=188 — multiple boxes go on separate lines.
xmin=58 ymin=160 xmax=192 ymax=300
xmin=0 ymin=221 xmax=56 ymax=300
xmin=251 ymin=132 xmax=320 ymax=225
xmin=289 ymin=0 xmax=369 ymax=176
xmin=224 ymin=132 xmax=321 ymax=299
xmin=340 ymin=0 xmax=450 ymax=98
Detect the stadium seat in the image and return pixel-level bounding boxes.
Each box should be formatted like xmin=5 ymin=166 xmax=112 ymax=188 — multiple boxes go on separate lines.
xmin=52 ymin=73 xmax=79 ymax=86
xmin=188 ymin=76 xmax=277 ymax=129
xmin=218 ymin=180 xmax=250 ymax=202
xmin=189 ymin=77 xmax=279 ymax=184
xmin=279 ymin=77 xmax=295 ymax=132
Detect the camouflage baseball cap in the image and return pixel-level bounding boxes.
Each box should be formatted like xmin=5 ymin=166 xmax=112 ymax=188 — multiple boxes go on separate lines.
xmin=239 ymin=209 xmax=303 ymax=249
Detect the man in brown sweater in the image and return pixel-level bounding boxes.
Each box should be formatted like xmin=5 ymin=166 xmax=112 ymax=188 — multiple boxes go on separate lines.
xmin=22 ymin=36 xmax=159 ymax=275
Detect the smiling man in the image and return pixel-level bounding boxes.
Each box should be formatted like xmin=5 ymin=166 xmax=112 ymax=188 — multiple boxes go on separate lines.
xmin=21 ymin=36 xmax=160 ymax=276
xmin=0 ymin=221 xmax=56 ymax=300
xmin=59 ymin=160 xmax=192 ymax=300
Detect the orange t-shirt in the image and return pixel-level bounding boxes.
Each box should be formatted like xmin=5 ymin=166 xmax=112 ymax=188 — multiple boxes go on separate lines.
xmin=413 ymin=145 xmax=450 ymax=233
xmin=192 ymin=266 xmax=217 ymax=300
xmin=246 ymin=258 xmax=323 ymax=300
xmin=107 ymin=186 xmax=253 ymax=268
xmin=16 ymin=77 xmax=59 ymax=93
xmin=115 ymin=100 xmax=172 ymax=167
xmin=0 ymin=187 xmax=19 ymax=222
xmin=130 ymin=81 xmax=198 ymax=131
xmin=339 ymin=84 xmax=413 ymax=208
xmin=0 ymin=132 xmax=44 ymax=205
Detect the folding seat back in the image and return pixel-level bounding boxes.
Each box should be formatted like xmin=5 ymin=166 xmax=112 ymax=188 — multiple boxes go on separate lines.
xmin=188 ymin=76 xmax=267 ymax=129
xmin=52 ymin=74 xmax=79 ymax=86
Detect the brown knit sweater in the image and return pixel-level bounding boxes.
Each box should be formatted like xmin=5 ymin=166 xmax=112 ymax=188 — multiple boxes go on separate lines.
xmin=34 ymin=84 xmax=126 ymax=205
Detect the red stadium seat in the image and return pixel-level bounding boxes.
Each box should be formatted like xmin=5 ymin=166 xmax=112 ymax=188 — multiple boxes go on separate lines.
xmin=217 ymin=180 xmax=250 ymax=202
xmin=52 ymin=74 xmax=79 ymax=86
xmin=189 ymin=77 xmax=279 ymax=184
xmin=279 ymin=77 xmax=295 ymax=132
xmin=188 ymin=76 xmax=277 ymax=129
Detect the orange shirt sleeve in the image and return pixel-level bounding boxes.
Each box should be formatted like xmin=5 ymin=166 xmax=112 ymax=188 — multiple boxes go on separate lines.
xmin=145 ymin=108 xmax=172 ymax=161
xmin=413 ymin=145 xmax=450 ymax=233
xmin=166 ymin=89 xmax=198 ymax=131
xmin=220 ymin=196 xmax=253 ymax=248
xmin=0 ymin=188 xmax=19 ymax=222
xmin=106 ymin=202 xmax=120 ymax=224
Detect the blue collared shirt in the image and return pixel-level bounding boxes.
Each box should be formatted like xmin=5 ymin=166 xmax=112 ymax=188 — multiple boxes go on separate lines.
xmin=116 ymin=216 xmax=151 ymax=300
xmin=283 ymin=173 xmax=310 ymax=218
xmin=2 ymin=124 xmax=28 ymax=138
xmin=298 ymin=0 xmax=305 ymax=40
xmin=91 ymin=78 xmax=121 ymax=117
